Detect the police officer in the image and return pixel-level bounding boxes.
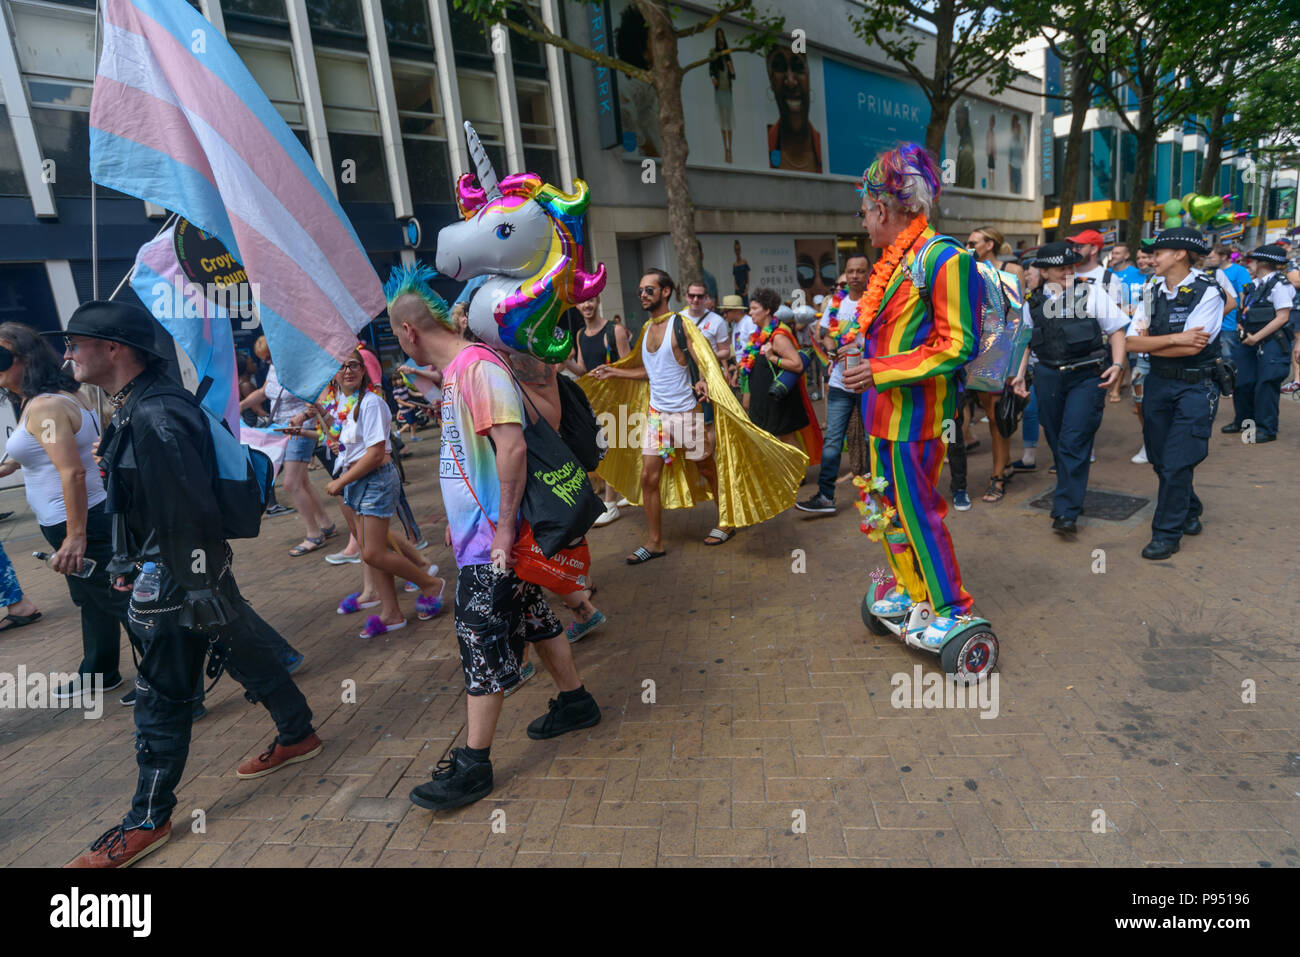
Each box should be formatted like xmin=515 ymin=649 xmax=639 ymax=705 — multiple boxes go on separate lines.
xmin=1222 ymin=243 xmax=1295 ymax=442
xmin=1125 ymin=228 xmax=1225 ymax=560
xmin=1010 ymin=242 xmax=1128 ymax=535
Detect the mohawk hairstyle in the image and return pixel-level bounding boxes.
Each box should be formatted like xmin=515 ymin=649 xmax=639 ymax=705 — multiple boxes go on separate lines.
xmin=384 ymin=261 xmax=454 ymax=332
xmin=860 ymin=143 xmax=941 ymax=218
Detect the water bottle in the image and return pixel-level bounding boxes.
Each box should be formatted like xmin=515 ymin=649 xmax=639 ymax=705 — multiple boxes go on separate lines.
xmin=132 ymin=562 xmax=161 ymax=603
xmin=32 ymin=551 xmax=97 ymax=579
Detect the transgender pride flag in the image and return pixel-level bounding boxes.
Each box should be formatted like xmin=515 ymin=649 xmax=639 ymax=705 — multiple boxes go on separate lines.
xmin=131 ymin=223 xmax=242 ymax=435
xmin=90 ymin=0 xmax=383 ymax=402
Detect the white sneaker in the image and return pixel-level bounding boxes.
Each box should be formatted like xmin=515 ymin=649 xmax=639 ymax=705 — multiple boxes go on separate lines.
xmin=615 ymin=497 xmax=633 ymax=508
xmin=1090 ymin=451 xmax=1096 ymax=463
xmin=1131 ymin=446 xmax=1148 ymax=464
xmin=593 ymin=504 xmax=620 ymax=526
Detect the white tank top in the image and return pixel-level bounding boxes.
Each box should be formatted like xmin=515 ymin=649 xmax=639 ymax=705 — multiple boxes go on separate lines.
xmin=5 ymin=393 xmax=107 ymax=527
xmin=643 ymin=314 xmax=697 ymax=413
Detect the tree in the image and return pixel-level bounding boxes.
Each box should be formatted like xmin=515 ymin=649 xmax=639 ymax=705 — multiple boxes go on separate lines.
xmin=455 ymin=0 xmax=784 ymax=289
xmin=849 ymin=1 xmax=1032 ymax=157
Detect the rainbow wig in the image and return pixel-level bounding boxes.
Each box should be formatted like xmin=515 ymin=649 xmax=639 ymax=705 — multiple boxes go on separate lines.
xmin=861 ymin=143 xmax=942 ymax=217
xmin=383 ymin=261 xmax=454 ymax=332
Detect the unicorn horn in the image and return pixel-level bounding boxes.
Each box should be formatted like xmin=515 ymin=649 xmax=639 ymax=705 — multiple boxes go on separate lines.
xmin=464 ymin=121 xmax=502 ymax=200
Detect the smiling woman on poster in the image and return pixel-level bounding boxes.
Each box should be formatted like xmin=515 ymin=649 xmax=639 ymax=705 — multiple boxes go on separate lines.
xmin=766 ymin=44 xmax=822 ymax=173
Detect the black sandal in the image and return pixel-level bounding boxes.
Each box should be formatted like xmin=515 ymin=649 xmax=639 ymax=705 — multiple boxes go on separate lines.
xmin=982 ymin=475 xmax=1007 ymax=503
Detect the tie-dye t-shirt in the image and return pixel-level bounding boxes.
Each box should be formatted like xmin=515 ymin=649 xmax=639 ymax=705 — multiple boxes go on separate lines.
xmin=439 ymin=346 xmax=525 ymax=568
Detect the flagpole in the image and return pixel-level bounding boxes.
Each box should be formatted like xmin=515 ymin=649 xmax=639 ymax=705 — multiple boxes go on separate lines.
xmin=107 ymin=211 xmax=180 ymax=301
xmin=91 ymin=0 xmax=101 ymax=299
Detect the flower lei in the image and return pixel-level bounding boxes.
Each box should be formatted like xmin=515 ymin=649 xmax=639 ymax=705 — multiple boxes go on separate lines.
xmin=831 ymin=216 xmax=929 ymax=349
xmin=853 ymin=474 xmax=910 ymax=553
xmin=646 ymin=408 xmax=674 ymax=466
xmin=737 ymin=315 xmax=780 ymax=387
xmin=319 ymin=389 xmax=360 ymax=440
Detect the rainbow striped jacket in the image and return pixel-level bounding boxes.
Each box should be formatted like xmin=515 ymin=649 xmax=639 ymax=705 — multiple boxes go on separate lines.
xmin=864 ymin=228 xmax=979 ymax=442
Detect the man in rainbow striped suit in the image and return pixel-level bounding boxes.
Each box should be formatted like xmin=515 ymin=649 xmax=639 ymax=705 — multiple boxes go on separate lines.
xmin=842 ymin=144 xmax=979 ymax=648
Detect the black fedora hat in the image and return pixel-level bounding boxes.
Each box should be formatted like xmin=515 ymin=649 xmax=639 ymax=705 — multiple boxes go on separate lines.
xmin=41 ymin=300 xmax=170 ymax=358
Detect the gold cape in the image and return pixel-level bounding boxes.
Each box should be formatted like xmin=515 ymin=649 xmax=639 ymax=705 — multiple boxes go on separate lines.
xmin=578 ymin=315 xmax=808 ymax=527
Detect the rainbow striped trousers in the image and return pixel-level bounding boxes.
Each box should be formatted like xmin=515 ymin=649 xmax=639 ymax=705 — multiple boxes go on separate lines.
xmin=868 ymin=435 xmax=973 ymax=617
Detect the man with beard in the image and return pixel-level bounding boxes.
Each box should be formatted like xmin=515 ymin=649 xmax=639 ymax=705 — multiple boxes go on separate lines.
xmin=766 ymin=44 xmax=822 ymax=173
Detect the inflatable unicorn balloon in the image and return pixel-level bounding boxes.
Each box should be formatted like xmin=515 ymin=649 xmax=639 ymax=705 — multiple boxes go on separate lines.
xmin=435 ymin=122 xmax=606 ymax=362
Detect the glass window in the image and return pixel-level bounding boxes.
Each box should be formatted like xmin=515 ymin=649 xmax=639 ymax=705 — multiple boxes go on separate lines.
xmin=306 ymin=0 xmax=364 ymax=35
xmin=458 ymin=70 xmax=505 ymax=172
xmin=393 ymin=61 xmax=451 ymax=203
xmin=1155 ymin=142 xmax=1171 ymax=202
xmin=523 ymin=146 xmax=558 ymax=186
xmin=10 ymin=2 xmax=96 ymax=80
xmin=318 ymin=52 xmax=387 ymax=201
xmin=448 ymin=4 xmax=489 ymax=57
xmin=516 ymin=79 xmax=556 ymax=147
xmin=318 ymin=52 xmax=380 ymax=133
xmin=328 ymin=132 xmax=389 ymax=202
xmin=1170 ymin=144 xmax=1182 ymax=198
xmin=29 ymin=107 xmax=93 ymax=197
xmin=0 ymin=106 xmax=29 ymax=198
xmin=224 ymin=0 xmax=288 ymax=16
xmin=1180 ymin=148 xmax=1196 ymax=198
xmin=232 ymin=40 xmax=307 ymax=128
xmin=1091 ymin=128 xmax=1114 ymax=202
xmin=381 ymin=0 xmax=432 ymax=49
xmin=507 ymin=4 xmax=546 ymax=71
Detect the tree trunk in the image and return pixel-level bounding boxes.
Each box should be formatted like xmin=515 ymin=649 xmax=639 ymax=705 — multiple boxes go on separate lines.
xmin=925 ymin=99 xmax=951 ymax=159
xmin=639 ymin=0 xmax=699 ymax=295
xmin=1055 ymin=40 xmax=1093 ymax=239
xmin=924 ymin=0 xmax=955 ymax=157
xmin=1126 ymin=93 xmax=1158 ymax=253
xmin=1196 ymin=98 xmax=1230 ymax=196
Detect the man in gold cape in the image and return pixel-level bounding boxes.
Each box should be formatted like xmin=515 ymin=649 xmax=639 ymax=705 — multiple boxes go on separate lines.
xmin=580 ymin=272 xmax=808 ymax=563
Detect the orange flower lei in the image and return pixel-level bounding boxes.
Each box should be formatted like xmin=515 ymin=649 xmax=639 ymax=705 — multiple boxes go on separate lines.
xmin=829 ymin=216 xmax=929 ymax=348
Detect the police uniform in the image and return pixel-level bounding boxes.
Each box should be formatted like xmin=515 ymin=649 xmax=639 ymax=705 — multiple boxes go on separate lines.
xmin=1225 ymin=244 xmax=1295 ymax=442
xmin=1023 ymin=242 xmax=1127 ymax=533
xmin=1129 ymin=228 xmax=1224 ymax=559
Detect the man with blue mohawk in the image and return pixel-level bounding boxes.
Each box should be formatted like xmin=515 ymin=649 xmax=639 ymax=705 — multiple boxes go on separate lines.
xmin=385 ymin=263 xmax=601 ymax=812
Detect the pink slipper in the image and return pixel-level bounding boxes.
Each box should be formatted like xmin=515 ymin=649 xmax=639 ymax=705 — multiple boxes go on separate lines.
xmin=360 ymin=615 xmax=406 ymax=639
xmin=416 ymin=581 xmax=445 ymax=621
xmin=337 ymin=592 xmax=381 ymax=615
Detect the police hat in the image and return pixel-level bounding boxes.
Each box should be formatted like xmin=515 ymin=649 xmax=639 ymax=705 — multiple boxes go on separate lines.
xmin=1244 ymin=243 xmax=1287 ymax=264
xmin=1032 ymin=242 xmax=1082 ymax=266
xmin=1138 ymin=238 xmax=1155 ymax=251
xmin=1149 ymin=227 xmax=1209 ymax=255
xmin=40 ymin=300 xmax=170 ymax=358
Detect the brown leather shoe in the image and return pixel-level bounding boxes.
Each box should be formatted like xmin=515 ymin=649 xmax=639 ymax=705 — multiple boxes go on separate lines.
xmin=66 ymin=822 xmax=171 ymax=868
xmin=235 ymin=733 xmax=322 ymax=779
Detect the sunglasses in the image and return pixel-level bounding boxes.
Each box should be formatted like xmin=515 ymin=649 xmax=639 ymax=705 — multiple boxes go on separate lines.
xmin=639 ymin=285 xmax=660 ymax=296
xmin=686 ymin=292 xmax=707 ymax=300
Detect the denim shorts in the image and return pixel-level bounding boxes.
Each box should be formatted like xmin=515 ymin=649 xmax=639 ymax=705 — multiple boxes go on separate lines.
xmin=284 ymin=433 xmax=319 ymax=463
xmin=342 ymin=461 xmax=400 ymax=517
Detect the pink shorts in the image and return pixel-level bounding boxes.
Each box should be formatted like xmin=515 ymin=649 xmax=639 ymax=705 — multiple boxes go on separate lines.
xmin=643 ymin=406 xmax=707 ymax=461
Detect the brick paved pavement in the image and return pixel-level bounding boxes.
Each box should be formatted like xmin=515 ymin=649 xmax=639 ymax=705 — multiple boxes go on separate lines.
xmin=1 ymin=392 xmax=1297 ymax=868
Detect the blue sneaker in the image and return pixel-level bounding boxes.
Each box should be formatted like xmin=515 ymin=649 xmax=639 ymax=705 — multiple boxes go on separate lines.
xmin=503 ymin=661 xmax=536 ymax=698
xmin=566 ymin=610 xmax=607 ymax=643
xmin=952 ymin=490 xmax=972 ymax=511
xmin=282 ymin=651 xmax=304 ymax=675
xmin=870 ymin=588 xmax=912 ymax=618
xmin=193 ymin=702 xmax=208 ymax=721
xmin=920 ymin=616 xmax=964 ymax=649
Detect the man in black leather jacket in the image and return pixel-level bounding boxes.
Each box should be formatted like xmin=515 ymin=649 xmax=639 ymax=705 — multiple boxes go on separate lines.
xmin=53 ymin=301 xmax=322 ymax=868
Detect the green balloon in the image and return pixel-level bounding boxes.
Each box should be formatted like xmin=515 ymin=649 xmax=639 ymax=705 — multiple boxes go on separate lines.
xmin=1163 ymin=216 xmax=1182 ymax=229
xmin=1163 ymin=198 xmax=1182 ymax=217
xmin=1188 ymin=194 xmax=1224 ymax=224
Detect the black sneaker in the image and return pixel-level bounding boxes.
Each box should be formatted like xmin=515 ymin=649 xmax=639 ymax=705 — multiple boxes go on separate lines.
xmin=409 ymin=748 xmax=493 ymax=810
xmin=527 ymin=692 xmax=601 ymax=740
xmin=265 ymin=504 xmax=295 ymax=517
xmin=794 ymin=493 xmax=836 ymax=514
xmin=53 ymin=674 xmax=123 ymax=700
xmin=120 ymin=687 xmax=137 ymax=706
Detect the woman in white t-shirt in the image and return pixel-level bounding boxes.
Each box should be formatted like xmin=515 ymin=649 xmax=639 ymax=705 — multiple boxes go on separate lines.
xmin=0 ymin=322 xmax=130 ymax=696
xmin=291 ymin=346 xmax=444 ymax=638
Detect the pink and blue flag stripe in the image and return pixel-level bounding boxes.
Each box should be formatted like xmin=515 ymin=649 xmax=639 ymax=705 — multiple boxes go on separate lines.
xmin=90 ymin=0 xmax=383 ymax=402
xmin=131 ymin=224 xmax=242 ymax=436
